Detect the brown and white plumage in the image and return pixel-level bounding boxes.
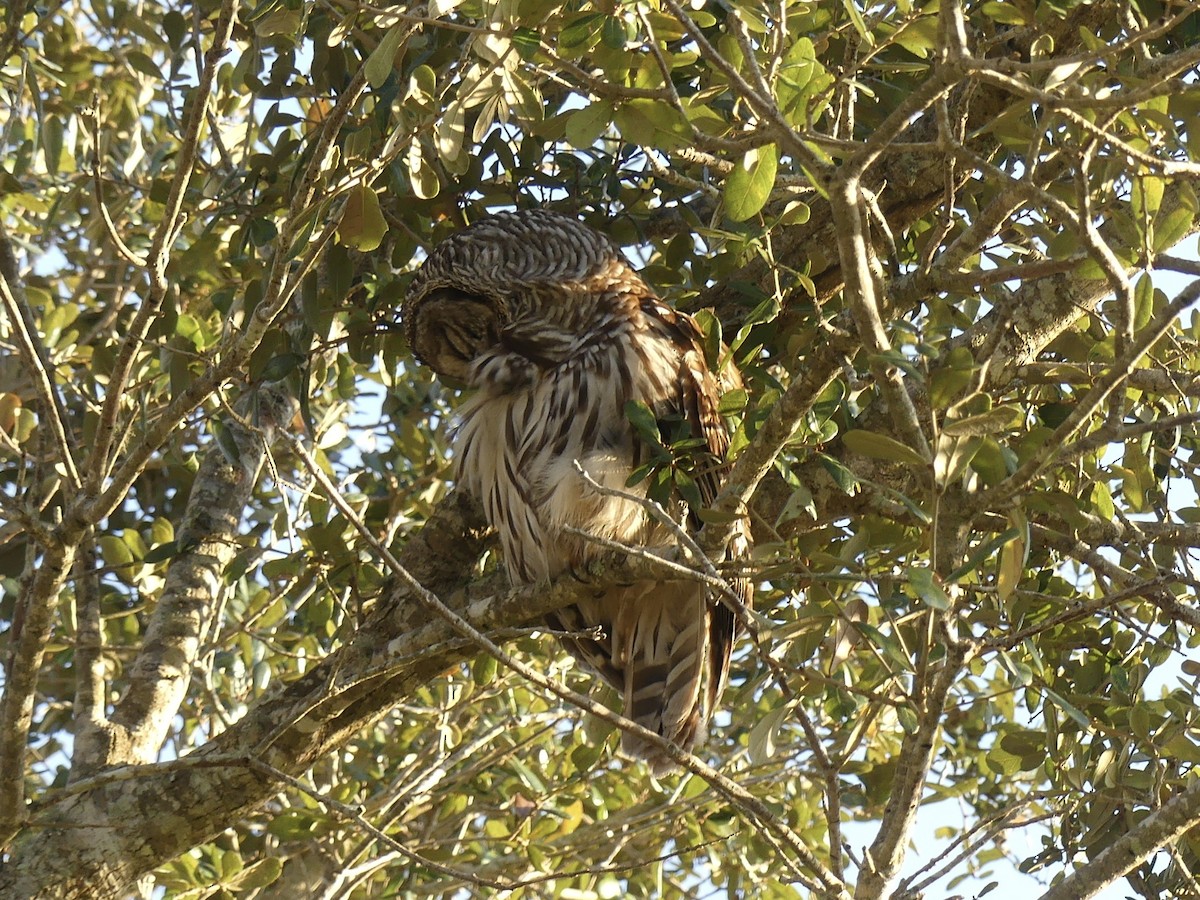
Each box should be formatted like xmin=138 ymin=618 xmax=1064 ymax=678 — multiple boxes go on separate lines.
xmin=403 ymin=209 xmax=751 ymax=772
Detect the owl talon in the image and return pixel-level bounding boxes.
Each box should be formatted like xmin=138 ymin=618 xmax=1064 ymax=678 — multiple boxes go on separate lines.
xmin=565 ymin=558 xmax=605 ymax=584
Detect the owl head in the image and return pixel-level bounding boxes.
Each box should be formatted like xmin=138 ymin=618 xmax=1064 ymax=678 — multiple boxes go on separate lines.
xmin=402 ymin=210 xmax=645 ymax=382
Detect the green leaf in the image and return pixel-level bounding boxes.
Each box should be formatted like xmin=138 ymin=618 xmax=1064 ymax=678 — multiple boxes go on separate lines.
xmin=984 ymin=746 xmax=1023 ymax=777
xmin=127 ymin=51 xmax=163 ymax=80
xmin=747 ymin=703 xmax=790 ymax=764
xmin=99 ymin=534 xmax=135 ymax=571
xmin=817 ymin=452 xmax=860 ymax=494
xmin=614 ymin=99 xmax=690 ymax=151
xmin=776 ymin=38 xmax=834 ymax=125
xmin=1133 ymin=174 xmax=1165 ymax=220
xmin=981 ymin=1 xmax=1028 ymax=24
xmin=436 ymin=101 xmax=466 ymax=164
xmin=929 ymin=346 xmax=979 ymax=408
xmin=840 ymin=0 xmax=872 ymax=44
xmin=718 ymin=388 xmax=748 ymax=415
xmin=945 ymin=527 xmax=1021 ymax=583
xmin=853 ymin=622 xmax=912 ymax=671
xmin=143 ymin=540 xmax=181 ymax=564
xmin=692 ymin=308 xmax=722 ymax=369
xmin=472 ymin=652 xmax=498 ymax=686
xmin=565 ymin=103 xmax=613 ymax=150
xmin=842 ymin=429 xmax=929 ymax=466
xmin=41 ymin=114 xmax=63 ymax=176
xmin=559 ymin=13 xmax=604 ymax=52
xmin=724 ymin=144 xmax=778 ymax=222
xmin=211 ymin=419 xmax=242 ymax=465
xmin=933 ymin=434 xmax=983 ymax=489
xmin=237 ymin=858 xmax=283 ymax=890
xmin=624 ymin=400 xmax=663 ymax=448
xmin=1154 ymin=202 xmax=1195 ymax=252
xmin=941 ymin=406 xmax=1023 ymax=436
xmin=1043 ymin=688 xmax=1091 ymax=729
xmin=338 ymin=183 xmax=388 ymax=251
xmin=407 ymin=138 xmax=440 ymax=200
xmin=365 ymin=24 xmax=407 ymax=88
xmin=909 ymin=567 xmax=950 ymax=610
xmin=1133 ymin=273 xmax=1156 ymax=332
xmin=256 ymin=352 xmax=306 ymax=384
xmin=601 ymin=17 xmax=627 ymax=50
xmin=693 ymin=506 xmax=743 ymax=525
xmin=891 ymin=15 xmax=938 ymax=59
xmin=162 ymin=10 xmax=188 ymax=50
xmin=571 ymin=742 xmax=604 ymax=773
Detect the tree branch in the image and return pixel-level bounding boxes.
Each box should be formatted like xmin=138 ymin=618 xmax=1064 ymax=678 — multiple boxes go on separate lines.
xmin=0 ymin=222 xmax=81 ymax=489
xmin=0 ymin=541 xmax=76 ymax=845
xmin=80 ymin=388 xmax=289 ymax=771
xmin=0 ymin=492 xmax=669 ymax=897
xmin=85 ymin=0 xmax=240 ymax=495
xmin=1038 ymin=776 xmax=1200 ymax=900
xmin=982 ymin=279 xmax=1200 ymax=508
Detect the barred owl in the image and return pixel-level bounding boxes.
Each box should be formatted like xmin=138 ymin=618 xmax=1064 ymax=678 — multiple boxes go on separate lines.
xmin=403 ymin=209 xmax=751 ymax=773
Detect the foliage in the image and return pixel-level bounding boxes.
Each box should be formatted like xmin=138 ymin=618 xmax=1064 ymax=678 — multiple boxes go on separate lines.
xmin=2 ymin=0 xmax=1200 ymax=898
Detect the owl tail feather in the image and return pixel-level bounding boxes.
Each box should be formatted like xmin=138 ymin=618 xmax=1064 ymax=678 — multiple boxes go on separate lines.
xmin=617 ymin=585 xmax=711 ymax=775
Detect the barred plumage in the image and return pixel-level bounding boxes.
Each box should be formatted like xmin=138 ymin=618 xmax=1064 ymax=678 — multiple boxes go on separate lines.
xmin=403 ymin=209 xmax=752 ymax=773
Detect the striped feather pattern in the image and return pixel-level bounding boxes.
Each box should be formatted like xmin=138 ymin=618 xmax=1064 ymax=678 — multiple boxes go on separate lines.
xmin=403 ymin=210 xmax=752 ymax=773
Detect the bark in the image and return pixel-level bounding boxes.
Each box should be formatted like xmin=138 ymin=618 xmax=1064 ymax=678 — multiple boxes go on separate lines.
xmin=1 ymin=5 xmax=1191 ymax=897
xmin=72 ymin=390 xmax=292 ymax=777
xmin=1038 ymin=778 xmax=1200 ymax=900
xmin=0 ymin=490 xmax=657 ymax=899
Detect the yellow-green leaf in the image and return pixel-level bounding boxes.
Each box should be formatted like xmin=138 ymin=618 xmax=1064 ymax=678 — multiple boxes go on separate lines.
xmin=613 ymin=99 xmax=690 ymax=151
xmin=842 ymin=429 xmax=929 ymax=466
xmin=408 ymin=137 xmax=440 ymax=200
xmin=941 ymin=406 xmax=1024 ymax=436
xmin=436 ymin=101 xmax=466 ymax=163
xmin=365 ymin=24 xmax=406 ymax=88
xmin=338 ymin=183 xmax=388 ymax=251
xmin=565 ymin=103 xmax=613 ymax=149
xmin=725 ymin=144 xmax=778 ymax=222
xmin=997 ymin=510 xmax=1029 ymax=603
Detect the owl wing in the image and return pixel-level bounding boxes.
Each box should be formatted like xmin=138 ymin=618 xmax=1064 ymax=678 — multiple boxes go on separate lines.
xmin=667 ymin=304 xmax=752 ymax=723
xmin=601 ymin=299 xmax=751 ymax=770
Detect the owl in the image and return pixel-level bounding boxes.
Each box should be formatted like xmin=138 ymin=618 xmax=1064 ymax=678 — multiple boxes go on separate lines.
xmin=403 ymin=209 xmax=751 ymax=773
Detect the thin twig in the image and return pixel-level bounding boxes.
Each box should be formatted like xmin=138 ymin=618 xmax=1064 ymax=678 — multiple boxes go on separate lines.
xmin=80 ymin=99 xmax=148 ymax=267
xmin=284 ymin=432 xmax=849 ymax=897
xmin=982 ymin=279 xmax=1200 ymax=508
xmin=84 ymin=0 xmax=240 ymax=495
xmin=0 ymin=226 xmax=82 ymax=489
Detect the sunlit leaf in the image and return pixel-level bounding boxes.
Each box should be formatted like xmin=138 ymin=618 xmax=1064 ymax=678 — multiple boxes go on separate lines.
xmin=365 ymin=23 xmax=407 ymax=88
xmin=725 ymin=144 xmax=778 ymax=222
xmin=338 ymin=183 xmax=388 ymax=250
xmin=613 ymin=98 xmax=690 ymax=150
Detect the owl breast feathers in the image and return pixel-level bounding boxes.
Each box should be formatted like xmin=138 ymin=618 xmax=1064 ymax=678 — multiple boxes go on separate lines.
xmin=403 ymin=209 xmax=752 ymax=773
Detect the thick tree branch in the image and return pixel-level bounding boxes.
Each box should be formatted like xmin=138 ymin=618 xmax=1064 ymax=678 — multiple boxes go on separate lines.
xmin=87 ymin=389 xmax=290 ymax=771
xmin=0 ymin=540 xmax=76 ymax=846
xmin=290 ymin=437 xmax=845 ymax=895
xmin=982 ymin=279 xmax=1200 ymax=508
xmin=855 ymin=641 xmax=968 ymax=898
xmin=0 ymin=491 xmax=682 ymax=898
xmin=1038 ymin=777 xmax=1200 ymax=900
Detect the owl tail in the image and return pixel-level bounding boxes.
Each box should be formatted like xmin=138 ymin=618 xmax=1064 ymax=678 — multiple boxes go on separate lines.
xmin=617 ymin=584 xmax=713 ymax=775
